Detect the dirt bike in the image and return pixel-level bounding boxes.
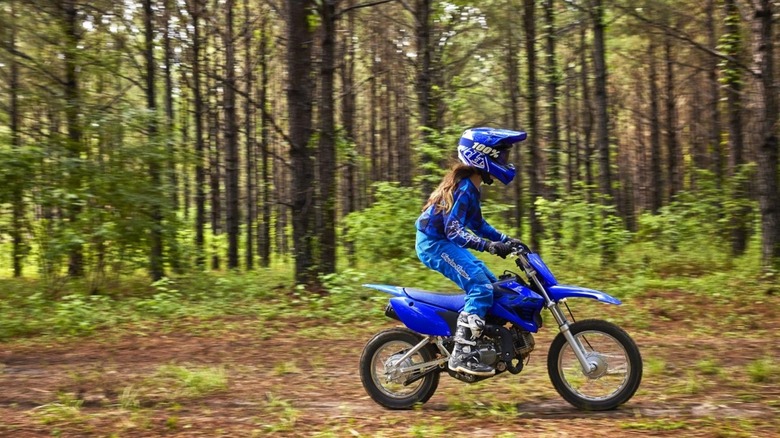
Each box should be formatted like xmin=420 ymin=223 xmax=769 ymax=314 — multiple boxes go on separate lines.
xmin=359 ymin=247 xmax=642 ymax=410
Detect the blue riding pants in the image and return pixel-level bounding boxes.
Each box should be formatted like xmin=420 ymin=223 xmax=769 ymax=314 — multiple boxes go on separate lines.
xmin=415 ymin=230 xmax=497 ymax=319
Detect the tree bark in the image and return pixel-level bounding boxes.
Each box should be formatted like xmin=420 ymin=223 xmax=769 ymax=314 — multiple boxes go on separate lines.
xmin=9 ymin=0 xmax=24 ymax=277
xmin=318 ymin=0 xmax=337 ymax=274
xmin=224 ymin=0 xmax=240 ymax=270
xmin=544 ymin=0 xmax=560 ymax=198
xmin=524 ymin=0 xmax=543 ymax=251
xmin=243 ymin=0 xmax=254 ymax=270
xmin=189 ymin=0 xmax=207 ymax=268
xmin=505 ymin=9 xmax=524 ymax=237
xmin=648 ymin=38 xmax=663 ymax=214
xmin=286 ymin=0 xmax=316 ymax=284
xmin=754 ymin=0 xmax=780 ymax=270
xmin=591 ymin=0 xmax=612 ymax=201
xmin=723 ymin=0 xmax=748 ymax=255
xmin=259 ymin=13 xmax=271 ymax=267
xmin=664 ymin=30 xmax=680 ymax=199
xmin=144 ymin=0 xmax=165 ymax=281
xmin=63 ymin=0 xmax=84 ymax=277
xmin=706 ymin=0 xmax=723 ymax=187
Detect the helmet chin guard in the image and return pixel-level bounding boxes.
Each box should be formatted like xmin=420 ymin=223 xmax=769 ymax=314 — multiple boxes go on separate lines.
xmin=457 ymin=127 xmax=526 ymax=185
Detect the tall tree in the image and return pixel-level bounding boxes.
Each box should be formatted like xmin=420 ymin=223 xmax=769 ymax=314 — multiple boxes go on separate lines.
xmin=663 ymin=25 xmax=680 ymax=199
xmin=524 ymin=0 xmax=543 ymax=251
xmin=258 ymin=12 xmax=271 ymax=268
xmin=223 ymin=0 xmax=240 ymax=270
xmin=543 ymin=0 xmax=560 ymax=197
xmin=318 ymin=0 xmax=337 ymax=274
xmin=143 ymin=0 xmax=165 ymax=281
xmin=722 ymin=0 xmax=748 ymax=255
xmin=705 ymin=0 xmax=722 ymax=187
xmin=753 ymin=0 xmax=780 ymax=270
xmin=591 ymin=0 xmax=612 ymax=201
xmin=187 ymin=0 xmax=207 ymax=268
xmin=244 ymin=0 xmax=255 ymax=270
xmin=286 ymin=0 xmax=316 ymax=284
xmin=648 ymin=38 xmax=663 ymax=213
xmin=8 ymin=0 xmax=24 ymax=277
xmin=62 ymin=0 xmax=84 ymax=277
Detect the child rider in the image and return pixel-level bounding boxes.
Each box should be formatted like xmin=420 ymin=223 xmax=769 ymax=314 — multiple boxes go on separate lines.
xmin=415 ymin=127 xmax=529 ymax=376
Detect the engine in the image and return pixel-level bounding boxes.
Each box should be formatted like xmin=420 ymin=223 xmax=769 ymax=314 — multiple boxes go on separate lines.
xmin=448 ymin=325 xmax=535 ymax=383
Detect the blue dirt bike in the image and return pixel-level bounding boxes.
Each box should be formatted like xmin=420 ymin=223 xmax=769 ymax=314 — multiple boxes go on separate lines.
xmin=359 ymin=247 xmax=642 ymax=410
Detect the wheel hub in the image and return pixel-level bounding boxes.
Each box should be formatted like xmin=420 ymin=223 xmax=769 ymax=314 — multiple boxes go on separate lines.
xmin=583 ymin=352 xmax=608 ymax=379
xmin=383 ymin=352 xmax=413 ymax=383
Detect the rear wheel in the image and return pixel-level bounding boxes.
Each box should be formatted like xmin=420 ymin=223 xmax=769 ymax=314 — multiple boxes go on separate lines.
xmin=359 ymin=328 xmax=440 ymax=409
xmin=547 ymin=319 xmax=642 ymax=411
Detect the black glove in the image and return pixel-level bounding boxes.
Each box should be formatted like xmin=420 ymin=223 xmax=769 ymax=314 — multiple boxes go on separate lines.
xmin=487 ymin=241 xmax=514 ymax=258
xmin=506 ymin=238 xmax=531 ymax=255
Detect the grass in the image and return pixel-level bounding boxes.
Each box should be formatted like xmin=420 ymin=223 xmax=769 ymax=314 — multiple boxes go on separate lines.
xmin=746 ymin=357 xmax=780 ymax=383
xmin=258 ymin=393 xmax=300 ymax=433
xmin=152 ymin=364 xmax=228 ymax=398
xmin=31 ymin=393 xmax=84 ymax=426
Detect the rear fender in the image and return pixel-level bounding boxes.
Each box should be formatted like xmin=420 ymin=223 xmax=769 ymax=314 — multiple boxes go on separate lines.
xmin=363 ymin=284 xmax=406 ymax=297
xmin=547 ymin=284 xmax=622 ymax=305
xmin=389 ymin=296 xmax=453 ymax=337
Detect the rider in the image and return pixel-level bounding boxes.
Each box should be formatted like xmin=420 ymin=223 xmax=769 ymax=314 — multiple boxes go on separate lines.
xmin=415 ymin=127 xmax=528 ymax=376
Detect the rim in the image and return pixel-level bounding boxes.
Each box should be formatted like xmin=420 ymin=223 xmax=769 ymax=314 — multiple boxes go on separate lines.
xmin=557 ymin=330 xmax=631 ymax=402
xmin=370 ymin=340 xmax=426 ymax=400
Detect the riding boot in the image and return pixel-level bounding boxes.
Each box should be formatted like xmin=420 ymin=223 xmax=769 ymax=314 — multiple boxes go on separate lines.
xmin=448 ymin=312 xmax=495 ymax=376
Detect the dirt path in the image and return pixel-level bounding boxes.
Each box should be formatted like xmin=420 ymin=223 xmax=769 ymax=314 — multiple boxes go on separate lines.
xmin=1 ymin=293 xmax=778 ymax=437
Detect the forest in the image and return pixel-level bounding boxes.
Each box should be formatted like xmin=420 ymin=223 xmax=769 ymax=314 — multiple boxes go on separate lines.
xmin=0 ymin=0 xmax=779 ymax=436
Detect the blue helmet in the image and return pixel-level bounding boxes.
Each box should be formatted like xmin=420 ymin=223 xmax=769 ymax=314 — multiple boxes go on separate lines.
xmin=457 ymin=127 xmax=527 ymax=185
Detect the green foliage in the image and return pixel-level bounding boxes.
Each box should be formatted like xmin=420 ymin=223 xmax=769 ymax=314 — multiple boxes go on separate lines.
xmin=343 ymin=182 xmax=421 ymax=262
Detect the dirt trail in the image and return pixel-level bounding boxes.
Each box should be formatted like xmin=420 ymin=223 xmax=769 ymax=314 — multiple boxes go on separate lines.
xmin=1 ymin=295 xmax=779 ymax=437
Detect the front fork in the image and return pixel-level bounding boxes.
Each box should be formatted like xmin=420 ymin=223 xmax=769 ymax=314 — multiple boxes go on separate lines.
xmin=520 ymin=255 xmax=596 ymax=375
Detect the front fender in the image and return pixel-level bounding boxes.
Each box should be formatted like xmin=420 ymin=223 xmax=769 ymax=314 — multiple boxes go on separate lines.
xmin=547 ymin=284 xmax=622 ymax=305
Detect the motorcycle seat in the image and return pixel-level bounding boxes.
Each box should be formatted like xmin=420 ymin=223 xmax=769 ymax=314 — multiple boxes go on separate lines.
xmin=403 ymin=288 xmax=465 ymax=312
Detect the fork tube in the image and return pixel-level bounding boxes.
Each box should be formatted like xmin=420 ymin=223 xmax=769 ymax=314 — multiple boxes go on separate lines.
xmin=519 ymin=254 xmax=595 ymax=373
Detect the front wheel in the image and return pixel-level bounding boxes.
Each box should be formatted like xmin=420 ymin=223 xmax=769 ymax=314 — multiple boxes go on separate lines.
xmin=359 ymin=328 xmax=441 ymax=409
xmin=548 ymin=319 xmax=642 ymax=411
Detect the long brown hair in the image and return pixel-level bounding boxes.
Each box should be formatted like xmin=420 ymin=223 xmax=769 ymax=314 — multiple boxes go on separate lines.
xmin=422 ymin=163 xmax=478 ymax=213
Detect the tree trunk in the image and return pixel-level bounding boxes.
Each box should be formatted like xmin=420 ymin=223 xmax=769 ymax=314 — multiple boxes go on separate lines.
xmin=208 ymin=45 xmax=222 ymax=271
xmin=318 ymin=0 xmax=337 ymax=275
xmin=505 ymin=11 xmax=524 ymax=237
xmin=259 ymin=13 xmax=271 ymax=267
xmin=580 ymin=21 xmax=594 ymax=201
xmin=706 ymin=0 xmax=723 ymax=187
xmin=224 ymin=0 xmax=240 ymax=270
xmin=190 ymin=0 xmax=207 ymax=269
xmin=723 ymin=0 xmax=748 ymax=255
xmin=63 ymin=0 xmax=84 ymax=277
xmin=415 ymin=0 xmax=434 ymax=195
xmin=754 ymin=0 xmax=780 ymax=270
xmin=592 ymin=0 xmax=612 ymax=201
xmin=244 ymin=0 xmax=255 ymax=270
xmin=664 ymin=31 xmax=680 ymax=199
xmin=544 ymin=0 xmax=560 ymax=198
xmin=648 ymin=38 xmax=663 ymax=214
xmin=163 ymin=0 xmax=182 ymax=272
xmin=9 ymin=0 xmax=24 ymax=277
xmin=340 ymin=3 xmax=358 ymax=266
xmin=286 ymin=0 xmax=316 ymax=284
xmin=143 ymin=0 xmax=165 ymax=281
xmin=524 ymin=0 xmax=543 ymax=251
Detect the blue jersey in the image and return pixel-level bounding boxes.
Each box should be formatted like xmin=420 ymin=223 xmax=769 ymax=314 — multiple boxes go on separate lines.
xmin=415 ymin=178 xmax=506 ymax=252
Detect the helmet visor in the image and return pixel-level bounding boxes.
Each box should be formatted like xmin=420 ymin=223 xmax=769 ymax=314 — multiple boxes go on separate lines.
xmin=496 ymin=148 xmax=511 ymax=166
